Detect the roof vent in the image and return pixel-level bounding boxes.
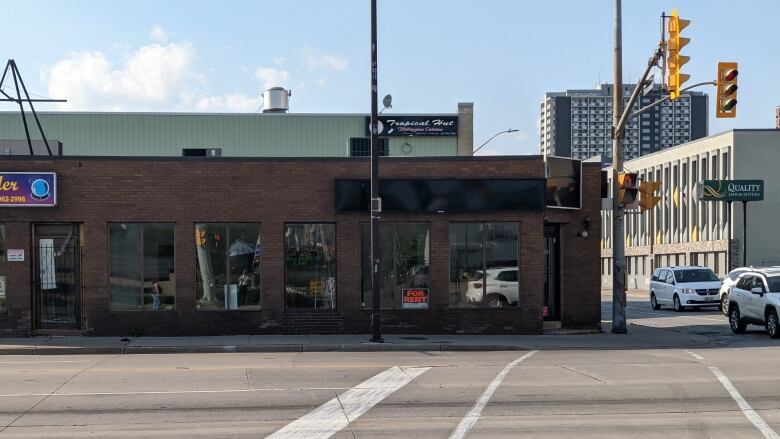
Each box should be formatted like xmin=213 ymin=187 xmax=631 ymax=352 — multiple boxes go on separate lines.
xmin=262 ymin=87 xmax=291 ymax=113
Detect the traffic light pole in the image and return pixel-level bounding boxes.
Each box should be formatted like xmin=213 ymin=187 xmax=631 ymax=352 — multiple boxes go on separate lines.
xmin=611 ymin=0 xmax=663 ymax=333
xmin=611 ymin=0 xmax=627 ymax=333
xmin=369 ymin=0 xmax=383 ymax=343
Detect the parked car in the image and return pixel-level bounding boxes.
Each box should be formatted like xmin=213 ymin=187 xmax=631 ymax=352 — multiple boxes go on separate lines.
xmin=719 ymin=267 xmax=751 ymax=316
xmin=466 ymin=267 xmax=518 ymax=307
xmin=649 ymin=266 xmax=722 ymax=312
xmin=727 ymin=267 xmax=780 ymax=338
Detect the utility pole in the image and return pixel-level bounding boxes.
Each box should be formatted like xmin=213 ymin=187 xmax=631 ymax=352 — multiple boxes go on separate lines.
xmin=369 ymin=0 xmax=383 ymax=343
xmin=611 ymin=0 xmax=627 ymax=333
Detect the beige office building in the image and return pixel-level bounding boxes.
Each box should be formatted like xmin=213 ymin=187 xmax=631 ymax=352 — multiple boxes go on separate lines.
xmin=601 ymin=129 xmax=780 ymax=289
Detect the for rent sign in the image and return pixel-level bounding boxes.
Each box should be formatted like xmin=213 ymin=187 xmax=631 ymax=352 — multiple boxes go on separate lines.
xmin=698 ymin=179 xmax=764 ymax=202
xmin=401 ymin=288 xmax=429 ymax=309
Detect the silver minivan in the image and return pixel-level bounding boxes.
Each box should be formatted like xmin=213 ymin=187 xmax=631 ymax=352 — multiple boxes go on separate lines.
xmin=649 ymin=266 xmax=722 ymax=312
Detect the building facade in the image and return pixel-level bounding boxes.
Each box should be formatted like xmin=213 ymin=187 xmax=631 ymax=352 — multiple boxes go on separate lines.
xmin=0 ymin=155 xmax=601 ymax=337
xmin=540 ymin=84 xmax=708 ymax=161
xmin=601 ymin=129 xmax=780 ymax=289
xmin=0 ymin=103 xmax=474 ymax=158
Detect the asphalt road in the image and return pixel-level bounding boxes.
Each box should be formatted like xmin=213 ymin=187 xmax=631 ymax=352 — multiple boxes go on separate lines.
xmin=1 ymin=294 xmax=778 ymax=439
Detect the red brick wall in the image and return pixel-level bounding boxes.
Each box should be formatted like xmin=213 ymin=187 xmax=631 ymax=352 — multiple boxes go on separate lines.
xmin=0 ymin=156 xmax=600 ymax=336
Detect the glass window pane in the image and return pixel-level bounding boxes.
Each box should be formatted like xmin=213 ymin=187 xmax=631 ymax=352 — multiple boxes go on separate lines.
xmin=285 ymin=223 xmax=336 ymax=309
xmin=142 ymin=224 xmax=175 ymax=310
xmin=0 ymin=224 xmax=6 ymax=313
xmin=361 ymin=223 xmax=430 ymax=310
xmin=109 ymin=224 xmax=142 ymax=310
xmin=196 ymin=223 xmax=261 ymax=311
xmin=449 ymin=223 xmax=484 ymax=308
xmin=229 ymin=224 xmax=262 ymax=309
xmin=484 ymin=223 xmax=519 ymax=307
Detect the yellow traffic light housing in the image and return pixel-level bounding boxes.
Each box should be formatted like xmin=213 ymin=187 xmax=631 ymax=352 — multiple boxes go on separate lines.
xmin=667 ymin=8 xmax=691 ymax=100
xmin=617 ymin=172 xmax=639 ymax=205
xmin=638 ymin=180 xmax=662 ymax=212
xmin=716 ymin=62 xmax=738 ymax=118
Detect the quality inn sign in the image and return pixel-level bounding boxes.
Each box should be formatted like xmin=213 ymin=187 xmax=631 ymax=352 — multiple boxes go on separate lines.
xmin=698 ymin=179 xmax=764 ymax=202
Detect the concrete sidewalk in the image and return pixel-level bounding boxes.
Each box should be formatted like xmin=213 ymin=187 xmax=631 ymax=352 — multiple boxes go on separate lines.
xmin=0 ymin=323 xmax=711 ymax=355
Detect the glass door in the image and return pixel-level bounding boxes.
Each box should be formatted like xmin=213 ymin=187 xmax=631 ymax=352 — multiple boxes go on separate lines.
xmin=544 ymin=223 xmax=561 ymax=321
xmin=33 ymin=224 xmax=81 ymax=329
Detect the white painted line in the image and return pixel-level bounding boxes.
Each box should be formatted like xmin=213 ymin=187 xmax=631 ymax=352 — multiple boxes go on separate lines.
xmin=710 ymin=366 xmax=780 ymax=439
xmin=685 ymin=350 xmax=705 ymax=361
xmin=448 ymin=350 xmax=537 ymax=439
xmin=0 ymin=360 xmax=90 ymax=364
xmin=629 ymin=309 xmax=725 ymax=322
xmin=266 ymin=365 xmax=430 ymax=439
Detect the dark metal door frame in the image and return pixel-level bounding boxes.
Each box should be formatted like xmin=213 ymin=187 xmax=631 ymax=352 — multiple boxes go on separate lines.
xmin=544 ymin=223 xmax=561 ymax=321
xmin=32 ymin=224 xmax=81 ymax=330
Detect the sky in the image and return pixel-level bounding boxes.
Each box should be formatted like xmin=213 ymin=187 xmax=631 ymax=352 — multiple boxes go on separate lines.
xmin=1 ymin=0 xmax=777 ymax=156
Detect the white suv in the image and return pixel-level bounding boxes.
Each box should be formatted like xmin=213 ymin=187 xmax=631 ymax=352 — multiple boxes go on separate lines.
xmin=649 ymin=266 xmax=722 ymax=312
xmin=727 ymin=268 xmax=780 ymax=338
xmin=719 ymin=267 xmax=751 ymax=316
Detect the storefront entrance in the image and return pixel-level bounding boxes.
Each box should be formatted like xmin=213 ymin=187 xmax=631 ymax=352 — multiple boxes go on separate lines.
xmin=33 ymin=224 xmax=81 ymax=330
xmin=544 ymin=224 xmax=561 ymax=321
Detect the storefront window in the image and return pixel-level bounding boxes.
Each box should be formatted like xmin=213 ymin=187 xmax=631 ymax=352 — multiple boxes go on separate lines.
xmin=449 ymin=222 xmax=519 ymax=308
xmin=196 ymin=223 xmax=262 ymax=310
xmin=109 ymin=224 xmax=175 ymax=311
xmin=0 ymin=224 xmax=6 ymax=313
xmin=360 ymin=223 xmax=430 ymax=310
xmin=284 ymin=223 xmax=336 ymax=309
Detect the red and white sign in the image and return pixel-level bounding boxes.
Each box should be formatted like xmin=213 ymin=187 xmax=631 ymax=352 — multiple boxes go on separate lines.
xmin=402 ymin=288 xmax=429 ymax=309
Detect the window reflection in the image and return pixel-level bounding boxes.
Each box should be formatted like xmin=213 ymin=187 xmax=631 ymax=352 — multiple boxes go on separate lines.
xmin=109 ymin=224 xmax=175 ymax=311
xmin=361 ymin=223 xmax=430 ymax=310
xmin=195 ymin=223 xmax=261 ymax=310
xmin=284 ymin=224 xmax=336 ymax=309
xmin=449 ymin=223 xmax=518 ymax=308
xmin=0 ymin=224 xmax=6 ymax=313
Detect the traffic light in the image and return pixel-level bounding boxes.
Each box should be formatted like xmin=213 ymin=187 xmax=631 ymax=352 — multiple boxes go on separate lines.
xmin=667 ymin=8 xmax=690 ymax=100
xmin=716 ymin=62 xmax=738 ymax=118
xmin=638 ymin=180 xmax=662 ymax=212
xmin=617 ymin=172 xmax=639 ymax=205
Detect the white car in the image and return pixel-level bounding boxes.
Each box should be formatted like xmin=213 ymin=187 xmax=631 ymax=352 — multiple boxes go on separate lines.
xmin=727 ymin=268 xmax=780 ymax=338
xmin=719 ymin=267 xmax=751 ymax=316
xmin=649 ymin=266 xmax=722 ymax=312
xmin=465 ymin=267 xmax=518 ymax=307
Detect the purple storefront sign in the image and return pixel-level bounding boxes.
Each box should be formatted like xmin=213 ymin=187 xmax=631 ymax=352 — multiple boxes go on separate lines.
xmin=0 ymin=172 xmax=57 ymax=207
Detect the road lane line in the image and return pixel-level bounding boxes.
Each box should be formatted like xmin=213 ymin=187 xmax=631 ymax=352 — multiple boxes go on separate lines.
xmin=448 ymin=350 xmax=537 ymax=439
xmin=629 ymin=309 xmax=725 ymax=322
xmin=710 ymin=366 xmax=780 ymax=439
xmin=684 ymin=350 xmax=705 ymax=361
xmin=266 ymin=365 xmax=429 ymax=439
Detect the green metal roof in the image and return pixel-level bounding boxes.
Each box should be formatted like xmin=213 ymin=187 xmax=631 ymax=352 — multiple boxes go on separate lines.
xmin=0 ymin=112 xmax=458 ymax=157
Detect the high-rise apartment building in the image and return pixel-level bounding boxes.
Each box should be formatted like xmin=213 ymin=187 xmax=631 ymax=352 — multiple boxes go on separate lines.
xmin=540 ymin=84 xmax=708 ymax=161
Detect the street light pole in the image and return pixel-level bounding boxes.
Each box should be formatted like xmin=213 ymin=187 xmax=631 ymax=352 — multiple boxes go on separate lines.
xmin=473 ymin=129 xmax=519 ymax=154
xmin=369 ymin=0 xmax=383 ymax=343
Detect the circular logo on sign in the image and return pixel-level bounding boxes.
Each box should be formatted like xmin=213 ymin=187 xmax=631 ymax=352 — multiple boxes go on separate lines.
xmin=30 ymin=179 xmax=50 ymax=200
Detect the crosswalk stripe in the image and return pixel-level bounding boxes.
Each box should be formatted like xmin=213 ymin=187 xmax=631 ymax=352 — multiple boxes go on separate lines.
xmin=710 ymin=366 xmax=780 ymax=439
xmin=449 ymin=350 xmax=537 ymax=439
xmin=266 ymin=365 xmax=430 ymax=439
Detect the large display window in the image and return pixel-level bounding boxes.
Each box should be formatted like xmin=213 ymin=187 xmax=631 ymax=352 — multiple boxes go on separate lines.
xmin=284 ymin=223 xmax=336 ymax=309
xmin=109 ymin=223 xmax=175 ymax=311
xmin=449 ymin=222 xmax=519 ymax=308
xmin=361 ymin=223 xmax=430 ymax=310
xmin=196 ymin=223 xmax=262 ymax=310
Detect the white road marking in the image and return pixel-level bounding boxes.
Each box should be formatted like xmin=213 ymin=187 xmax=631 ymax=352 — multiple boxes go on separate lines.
xmin=0 ymin=360 xmax=90 ymax=364
xmin=0 ymin=387 xmax=361 ymax=398
xmin=629 ymin=309 xmax=725 ymax=322
xmin=710 ymin=366 xmax=780 ymax=439
xmin=448 ymin=350 xmax=537 ymax=439
xmin=266 ymin=365 xmax=430 ymax=439
xmin=684 ymin=350 xmax=705 ymax=361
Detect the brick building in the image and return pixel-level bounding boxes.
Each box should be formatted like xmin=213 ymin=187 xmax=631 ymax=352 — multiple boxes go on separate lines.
xmin=0 ymin=155 xmax=601 ymax=336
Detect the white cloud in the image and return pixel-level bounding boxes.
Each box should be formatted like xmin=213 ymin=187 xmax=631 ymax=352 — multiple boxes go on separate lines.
xmin=255 ymin=66 xmax=290 ymax=90
xmin=273 ymin=56 xmax=290 ymax=65
xmin=150 ymin=25 xmax=169 ymax=43
xmin=41 ymin=41 xmax=260 ymax=113
xmin=302 ymin=46 xmax=348 ymax=71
